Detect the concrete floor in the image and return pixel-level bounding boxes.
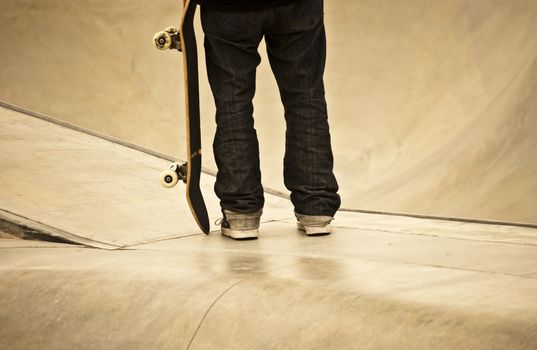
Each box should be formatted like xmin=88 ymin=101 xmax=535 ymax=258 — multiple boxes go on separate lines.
xmin=1 ymin=106 xmax=537 ymax=349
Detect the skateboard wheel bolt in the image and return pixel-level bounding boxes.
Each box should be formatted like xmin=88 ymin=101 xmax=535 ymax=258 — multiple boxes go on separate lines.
xmin=153 ymin=31 xmax=172 ymax=50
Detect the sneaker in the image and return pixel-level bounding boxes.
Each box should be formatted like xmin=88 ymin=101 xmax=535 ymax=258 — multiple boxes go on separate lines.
xmin=217 ymin=209 xmax=262 ymax=240
xmin=295 ymin=212 xmax=333 ymax=236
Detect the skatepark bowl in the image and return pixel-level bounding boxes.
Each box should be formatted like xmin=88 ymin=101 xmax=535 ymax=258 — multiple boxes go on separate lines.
xmin=1 ymin=0 xmax=537 ymax=349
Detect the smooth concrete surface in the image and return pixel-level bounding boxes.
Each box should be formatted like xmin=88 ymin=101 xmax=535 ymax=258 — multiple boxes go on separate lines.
xmin=1 ymin=223 xmax=537 ymax=349
xmin=1 ymin=0 xmax=537 ymax=223
xmin=1 ymin=107 xmax=537 ymax=349
xmin=0 ymin=106 xmax=293 ymax=248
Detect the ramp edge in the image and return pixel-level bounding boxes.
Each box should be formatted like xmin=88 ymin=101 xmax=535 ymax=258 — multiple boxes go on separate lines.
xmin=2 ymin=100 xmax=536 ymax=230
xmin=0 ymin=209 xmax=120 ymax=250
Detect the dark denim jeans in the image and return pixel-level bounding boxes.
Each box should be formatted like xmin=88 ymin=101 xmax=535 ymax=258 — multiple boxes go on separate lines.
xmin=201 ymin=0 xmax=340 ymax=217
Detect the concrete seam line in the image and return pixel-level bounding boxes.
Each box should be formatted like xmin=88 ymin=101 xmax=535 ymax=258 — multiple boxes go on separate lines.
xmin=0 ymin=100 xmax=286 ymax=190
xmin=0 ymin=100 xmax=184 ymax=165
xmin=184 ymin=261 xmax=301 ymax=349
xmin=185 ymin=281 xmax=242 ymax=350
xmin=337 ymin=226 xmax=537 ymax=247
xmin=120 ymin=232 xmax=203 ymax=249
xmin=339 ymin=207 xmax=537 ymax=230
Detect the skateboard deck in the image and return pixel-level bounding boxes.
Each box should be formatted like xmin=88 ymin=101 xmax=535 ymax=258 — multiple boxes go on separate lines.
xmin=153 ymin=0 xmax=210 ymax=234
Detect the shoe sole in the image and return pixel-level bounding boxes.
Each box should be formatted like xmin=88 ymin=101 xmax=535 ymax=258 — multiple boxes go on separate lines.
xmin=222 ymin=227 xmax=259 ymax=240
xmin=297 ymin=222 xmax=331 ymax=236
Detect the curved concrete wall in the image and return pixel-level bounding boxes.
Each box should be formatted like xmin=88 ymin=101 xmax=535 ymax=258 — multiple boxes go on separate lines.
xmin=1 ymin=0 xmax=536 ymax=223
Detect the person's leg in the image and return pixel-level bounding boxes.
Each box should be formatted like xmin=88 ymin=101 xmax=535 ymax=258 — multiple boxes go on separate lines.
xmin=201 ymin=7 xmax=268 ymax=238
xmin=265 ymin=0 xmax=341 ymax=228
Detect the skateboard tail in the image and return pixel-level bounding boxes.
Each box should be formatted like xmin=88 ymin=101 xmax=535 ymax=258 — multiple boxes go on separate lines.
xmin=186 ymin=185 xmax=210 ymax=234
xmin=186 ymin=153 xmax=209 ymax=234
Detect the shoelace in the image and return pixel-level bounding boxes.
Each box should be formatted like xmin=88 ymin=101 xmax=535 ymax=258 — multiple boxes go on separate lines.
xmin=214 ymin=218 xmax=224 ymax=226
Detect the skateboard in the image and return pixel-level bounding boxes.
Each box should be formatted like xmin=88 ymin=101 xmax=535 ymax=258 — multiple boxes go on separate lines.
xmin=153 ymin=0 xmax=210 ymax=234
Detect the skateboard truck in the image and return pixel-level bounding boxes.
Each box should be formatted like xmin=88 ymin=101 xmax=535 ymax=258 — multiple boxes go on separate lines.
xmin=153 ymin=27 xmax=182 ymax=51
xmin=160 ymin=162 xmax=187 ymax=188
xmin=153 ymin=29 xmax=186 ymax=188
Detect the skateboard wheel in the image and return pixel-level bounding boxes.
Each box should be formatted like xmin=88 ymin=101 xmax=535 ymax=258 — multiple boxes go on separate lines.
xmin=153 ymin=31 xmax=172 ymax=50
xmin=160 ymin=168 xmax=179 ymax=188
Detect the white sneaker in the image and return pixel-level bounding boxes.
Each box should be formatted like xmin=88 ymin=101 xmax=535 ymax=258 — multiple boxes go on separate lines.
xmin=218 ymin=209 xmax=262 ymax=240
xmin=295 ymin=213 xmax=333 ymax=236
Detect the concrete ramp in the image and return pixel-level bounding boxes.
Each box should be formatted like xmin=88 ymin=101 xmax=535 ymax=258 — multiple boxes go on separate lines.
xmin=2 ymin=106 xmax=537 ymax=349
xmin=0 ymin=104 xmax=292 ymax=248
